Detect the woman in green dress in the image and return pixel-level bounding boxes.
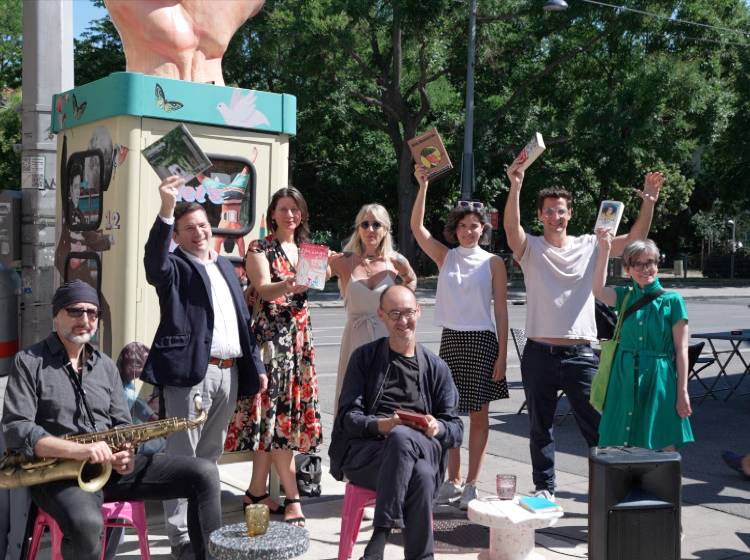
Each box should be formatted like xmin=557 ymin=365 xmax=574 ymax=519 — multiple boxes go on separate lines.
xmin=592 ymin=235 xmax=693 ymax=450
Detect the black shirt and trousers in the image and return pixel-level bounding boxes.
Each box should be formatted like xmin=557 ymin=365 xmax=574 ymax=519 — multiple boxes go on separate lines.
xmin=2 ymin=334 xmax=221 ymax=560
xmin=330 ymin=338 xmax=464 ymax=560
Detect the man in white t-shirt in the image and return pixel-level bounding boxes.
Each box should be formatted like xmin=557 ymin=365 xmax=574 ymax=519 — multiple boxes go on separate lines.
xmin=503 ymin=164 xmax=663 ymax=499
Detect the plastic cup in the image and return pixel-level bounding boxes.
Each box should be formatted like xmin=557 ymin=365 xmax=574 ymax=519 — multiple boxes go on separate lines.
xmin=496 ymin=474 xmax=516 ymax=500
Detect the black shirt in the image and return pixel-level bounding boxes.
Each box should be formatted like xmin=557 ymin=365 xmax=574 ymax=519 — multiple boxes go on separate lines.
xmin=376 ymin=350 xmax=426 ymax=417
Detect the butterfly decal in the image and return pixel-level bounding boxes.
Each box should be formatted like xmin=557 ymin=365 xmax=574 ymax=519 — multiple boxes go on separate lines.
xmin=72 ymin=94 xmax=87 ymax=120
xmin=155 ymin=84 xmax=184 ymax=112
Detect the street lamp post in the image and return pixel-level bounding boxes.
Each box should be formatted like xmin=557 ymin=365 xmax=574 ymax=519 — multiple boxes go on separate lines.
xmin=460 ymin=0 xmax=478 ymax=200
xmin=727 ymin=219 xmax=736 ymax=279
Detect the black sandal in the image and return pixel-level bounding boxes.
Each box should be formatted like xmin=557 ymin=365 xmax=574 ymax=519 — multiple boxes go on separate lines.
xmin=283 ymin=497 xmax=306 ymax=526
xmin=243 ymin=491 xmax=284 ymax=515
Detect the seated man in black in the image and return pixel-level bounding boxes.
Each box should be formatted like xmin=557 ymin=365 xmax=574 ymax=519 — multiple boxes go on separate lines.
xmin=329 ymin=285 xmax=464 ymax=560
xmin=1 ymin=281 xmax=221 ymax=560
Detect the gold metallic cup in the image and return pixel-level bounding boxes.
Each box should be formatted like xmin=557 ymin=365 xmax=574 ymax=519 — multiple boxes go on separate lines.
xmin=244 ymin=504 xmax=270 ymax=537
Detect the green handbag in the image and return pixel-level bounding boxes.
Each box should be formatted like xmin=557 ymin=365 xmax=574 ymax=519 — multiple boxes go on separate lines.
xmin=590 ymin=292 xmax=631 ymax=413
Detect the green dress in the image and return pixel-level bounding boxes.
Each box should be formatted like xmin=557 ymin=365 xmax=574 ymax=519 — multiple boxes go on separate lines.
xmin=598 ymin=279 xmax=694 ymax=449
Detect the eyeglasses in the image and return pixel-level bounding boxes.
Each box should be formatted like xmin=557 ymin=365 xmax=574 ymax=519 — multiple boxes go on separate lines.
xmin=65 ymin=307 xmax=99 ymax=320
xmin=457 ymin=200 xmax=484 ymax=211
xmin=383 ymin=308 xmax=418 ymax=321
xmin=630 ymin=259 xmax=658 ymax=271
xmin=359 ymin=221 xmax=383 ymax=231
xmin=542 ymin=208 xmax=569 ymax=217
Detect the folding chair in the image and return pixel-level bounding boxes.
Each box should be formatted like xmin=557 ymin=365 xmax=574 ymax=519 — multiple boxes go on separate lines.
xmin=687 ymin=341 xmax=717 ymax=403
xmin=511 ymin=328 xmax=570 ymax=424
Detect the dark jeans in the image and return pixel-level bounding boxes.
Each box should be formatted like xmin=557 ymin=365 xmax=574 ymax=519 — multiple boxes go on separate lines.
xmin=343 ymin=426 xmax=442 ymax=560
xmin=30 ymin=453 xmax=221 ymax=560
xmin=521 ymin=339 xmax=601 ymax=492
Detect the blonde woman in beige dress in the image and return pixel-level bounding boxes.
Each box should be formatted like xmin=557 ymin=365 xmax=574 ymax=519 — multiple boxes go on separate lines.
xmin=329 ymin=204 xmax=417 ymax=409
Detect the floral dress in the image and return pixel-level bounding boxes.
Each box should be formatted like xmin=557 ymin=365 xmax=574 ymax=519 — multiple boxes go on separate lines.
xmin=224 ymin=236 xmax=322 ymax=453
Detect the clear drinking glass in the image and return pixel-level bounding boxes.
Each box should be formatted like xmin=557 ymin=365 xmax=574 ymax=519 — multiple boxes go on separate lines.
xmin=496 ymin=474 xmax=517 ymax=500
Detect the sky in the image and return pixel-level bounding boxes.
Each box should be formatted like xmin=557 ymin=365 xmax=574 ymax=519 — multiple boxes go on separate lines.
xmin=73 ymin=0 xmax=108 ymax=39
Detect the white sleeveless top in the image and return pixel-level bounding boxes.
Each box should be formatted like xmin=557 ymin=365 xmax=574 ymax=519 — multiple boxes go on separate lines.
xmin=434 ymin=245 xmax=495 ymax=332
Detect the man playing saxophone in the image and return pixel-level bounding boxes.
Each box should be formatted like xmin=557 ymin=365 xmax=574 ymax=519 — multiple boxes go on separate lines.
xmin=2 ymin=280 xmax=221 ymax=560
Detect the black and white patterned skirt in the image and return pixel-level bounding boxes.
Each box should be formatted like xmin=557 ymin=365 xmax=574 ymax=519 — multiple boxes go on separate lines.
xmin=439 ymin=328 xmax=509 ymax=413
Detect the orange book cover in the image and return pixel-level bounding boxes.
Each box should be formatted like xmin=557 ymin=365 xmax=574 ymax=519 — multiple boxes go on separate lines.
xmin=408 ymin=128 xmax=454 ymax=182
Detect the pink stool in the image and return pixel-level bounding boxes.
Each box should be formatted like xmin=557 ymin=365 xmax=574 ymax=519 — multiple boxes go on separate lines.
xmin=338 ymin=483 xmax=377 ymax=560
xmin=27 ymin=500 xmax=151 ymax=560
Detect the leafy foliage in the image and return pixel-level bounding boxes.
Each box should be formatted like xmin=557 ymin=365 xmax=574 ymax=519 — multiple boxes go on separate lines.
xmin=0 ymin=89 xmax=21 ymax=188
xmin=0 ymin=0 xmax=22 ymax=90
xmin=65 ymin=0 xmax=750 ymax=265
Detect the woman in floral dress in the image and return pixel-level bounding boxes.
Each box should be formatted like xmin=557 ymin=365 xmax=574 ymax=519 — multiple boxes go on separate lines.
xmin=228 ymin=187 xmax=322 ymax=526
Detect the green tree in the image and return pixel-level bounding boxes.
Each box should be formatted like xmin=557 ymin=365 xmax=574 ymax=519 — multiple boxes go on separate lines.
xmin=227 ymin=0 xmax=468 ymax=262
xmin=0 ymin=89 xmax=21 ymax=188
xmin=73 ymin=7 xmax=125 ymax=87
xmin=0 ymin=0 xmax=22 ymax=188
xmin=0 ymin=0 xmax=22 ymax=89
xmin=73 ymin=0 xmax=750 ymax=265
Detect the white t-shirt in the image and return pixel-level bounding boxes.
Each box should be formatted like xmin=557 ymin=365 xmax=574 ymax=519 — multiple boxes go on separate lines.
xmin=519 ymin=234 xmax=598 ymax=341
xmin=434 ymin=246 xmax=495 ymax=332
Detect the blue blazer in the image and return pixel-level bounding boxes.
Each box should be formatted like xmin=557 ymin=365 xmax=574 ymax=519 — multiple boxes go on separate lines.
xmin=141 ymin=217 xmax=265 ymax=397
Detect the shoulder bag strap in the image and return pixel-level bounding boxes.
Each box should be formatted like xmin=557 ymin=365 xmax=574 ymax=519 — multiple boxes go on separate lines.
xmin=620 ymin=289 xmax=666 ymax=324
xmin=611 ymin=291 xmax=632 ymax=343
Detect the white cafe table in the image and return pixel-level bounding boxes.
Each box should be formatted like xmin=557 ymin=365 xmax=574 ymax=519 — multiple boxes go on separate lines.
xmin=467 ymin=497 xmax=563 ymax=560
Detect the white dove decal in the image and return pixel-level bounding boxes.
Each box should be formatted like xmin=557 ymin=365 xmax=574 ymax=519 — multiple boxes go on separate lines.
xmin=217 ymin=89 xmax=270 ymax=128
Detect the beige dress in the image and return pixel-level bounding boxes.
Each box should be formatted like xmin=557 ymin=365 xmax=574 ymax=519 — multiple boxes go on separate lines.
xmin=334 ymin=273 xmax=395 ymax=409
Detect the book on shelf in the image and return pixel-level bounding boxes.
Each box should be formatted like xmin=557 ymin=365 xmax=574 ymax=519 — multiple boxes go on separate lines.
xmin=518 ymin=495 xmax=563 ymax=514
xmin=407 ymin=128 xmax=453 ymax=182
xmin=142 ymin=123 xmax=212 ymax=183
xmin=593 ymin=200 xmax=625 ymax=235
xmin=510 ymin=132 xmax=546 ymax=173
xmin=394 ymin=409 xmax=429 ymax=428
xmin=295 ymin=243 xmax=329 ymax=290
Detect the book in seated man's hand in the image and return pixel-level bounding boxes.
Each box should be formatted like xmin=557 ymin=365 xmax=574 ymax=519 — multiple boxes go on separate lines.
xmin=395 ymin=409 xmax=429 ymax=428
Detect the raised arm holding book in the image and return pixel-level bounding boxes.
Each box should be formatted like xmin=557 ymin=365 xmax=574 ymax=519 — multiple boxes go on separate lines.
xmin=410 ymin=164 xmax=510 ymax=510
xmin=610 ymin=171 xmax=664 ymax=257
xmin=501 ymin=160 xmax=665 ymax=502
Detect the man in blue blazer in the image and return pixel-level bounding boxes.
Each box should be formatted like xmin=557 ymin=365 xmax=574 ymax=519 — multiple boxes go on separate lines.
xmin=142 ymin=175 xmax=266 ymax=559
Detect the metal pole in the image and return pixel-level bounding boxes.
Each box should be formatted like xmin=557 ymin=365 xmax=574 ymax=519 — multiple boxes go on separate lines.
xmin=3 ymin=6 xmax=72 ymax=557
xmin=20 ymin=0 xmax=73 ymax=346
xmin=460 ymin=0 xmax=477 ymax=200
xmin=730 ymin=220 xmax=736 ymax=280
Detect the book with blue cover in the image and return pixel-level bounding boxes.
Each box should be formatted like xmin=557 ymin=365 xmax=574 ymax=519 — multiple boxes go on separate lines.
xmin=518 ymin=495 xmax=563 ymax=514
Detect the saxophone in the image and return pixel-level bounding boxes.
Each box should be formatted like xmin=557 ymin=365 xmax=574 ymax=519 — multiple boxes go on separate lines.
xmin=0 ymin=393 xmax=207 ymax=493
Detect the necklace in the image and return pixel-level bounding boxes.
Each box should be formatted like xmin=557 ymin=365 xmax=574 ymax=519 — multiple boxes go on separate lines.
xmin=360 ymin=254 xmax=380 ymax=277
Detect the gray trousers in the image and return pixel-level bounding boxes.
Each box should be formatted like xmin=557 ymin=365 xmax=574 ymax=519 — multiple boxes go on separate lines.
xmin=162 ymin=363 xmax=238 ymax=546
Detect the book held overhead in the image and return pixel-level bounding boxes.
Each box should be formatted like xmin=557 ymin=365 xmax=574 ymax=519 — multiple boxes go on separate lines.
xmin=408 ymin=128 xmax=454 ymax=182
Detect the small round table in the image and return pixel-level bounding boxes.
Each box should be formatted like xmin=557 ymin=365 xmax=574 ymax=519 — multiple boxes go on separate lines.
xmin=209 ymin=521 xmax=309 ymax=560
xmin=467 ymin=497 xmax=563 ymax=560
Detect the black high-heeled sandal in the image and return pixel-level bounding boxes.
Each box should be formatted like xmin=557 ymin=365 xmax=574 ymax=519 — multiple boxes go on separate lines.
xmin=283 ymin=497 xmax=306 ymax=526
xmin=243 ymin=490 xmax=285 ymax=515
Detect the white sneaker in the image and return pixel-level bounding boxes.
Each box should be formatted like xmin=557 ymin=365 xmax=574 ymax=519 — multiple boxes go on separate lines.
xmin=362 ymin=506 xmax=375 ymax=520
xmin=435 ymin=481 xmax=463 ymax=505
xmin=459 ymin=483 xmax=478 ymax=510
xmin=533 ymin=489 xmax=555 ymax=502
